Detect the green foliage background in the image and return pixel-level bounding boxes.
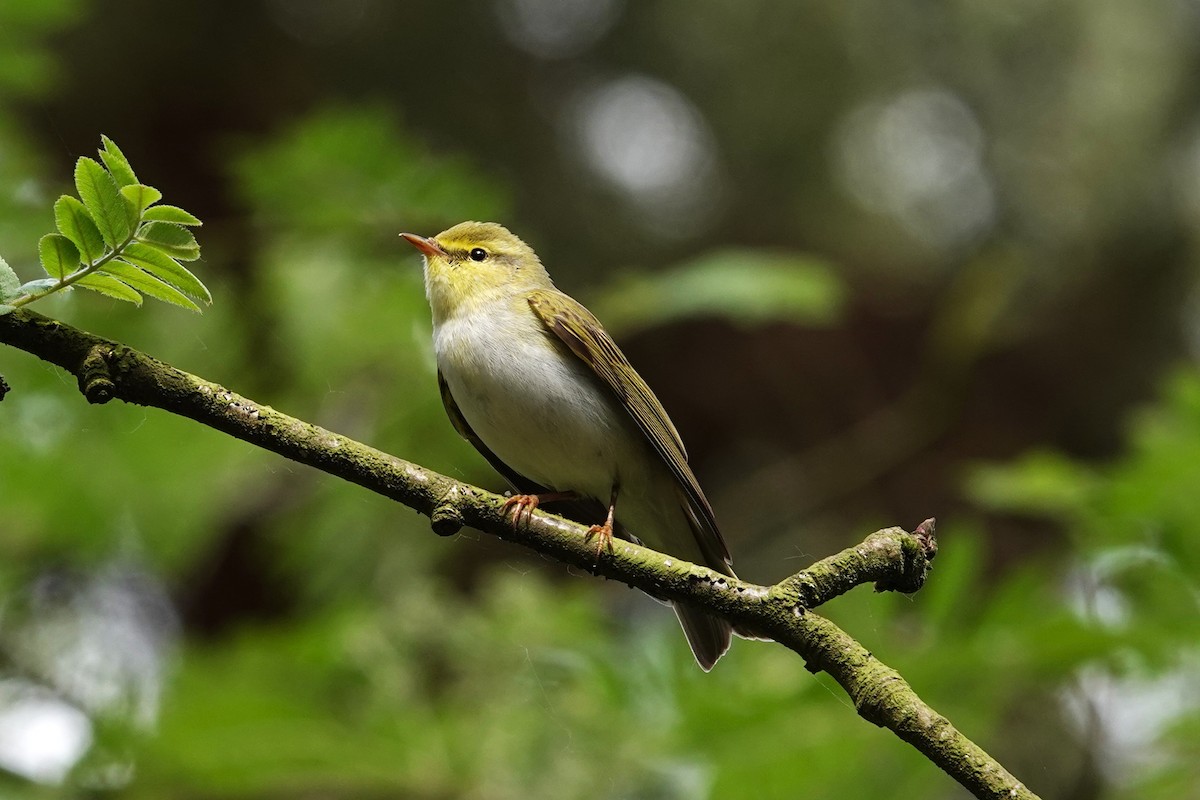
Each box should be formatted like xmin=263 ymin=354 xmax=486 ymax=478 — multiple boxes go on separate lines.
xmin=1 ymin=1 xmax=1199 ymax=798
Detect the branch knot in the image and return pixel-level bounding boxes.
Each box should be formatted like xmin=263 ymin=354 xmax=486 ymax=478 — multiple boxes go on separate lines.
xmin=78 ymin=345 xmax=116 ymax=404
xmin=430 ymin=485 xmax=466 ymax=537
xmin=874 ymin=518 xmax=937 ymax=594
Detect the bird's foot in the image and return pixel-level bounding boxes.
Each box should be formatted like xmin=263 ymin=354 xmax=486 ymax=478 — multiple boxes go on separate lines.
xmin=584 ymin=519 xmax=615 ymax=559
xmin=501 ymin=491 xmax=576 ymax=526
xmin=501 ymin=494 xmax=539 ymax=526
xmin=584 ymin=488 xmax=619 ymax=560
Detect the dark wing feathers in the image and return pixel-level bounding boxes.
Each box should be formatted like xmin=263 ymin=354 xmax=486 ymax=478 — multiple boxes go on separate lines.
xmin=527 ymin=289 xmax=732 ymax=567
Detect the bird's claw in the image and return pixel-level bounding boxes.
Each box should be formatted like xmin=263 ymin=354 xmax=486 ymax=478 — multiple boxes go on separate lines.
xmin=584 ymin=520 xmax=614 ymax=560
xmin=501 ymin=493 xmax=540 ymax=526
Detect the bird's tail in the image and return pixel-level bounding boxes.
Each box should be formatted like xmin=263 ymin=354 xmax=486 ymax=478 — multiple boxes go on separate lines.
xmin=672 ymin=602 xmax=733 ymax=672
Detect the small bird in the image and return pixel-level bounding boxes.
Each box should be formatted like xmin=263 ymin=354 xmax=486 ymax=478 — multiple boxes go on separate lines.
xmin=402 ymin=221 xmax=737 ymax=670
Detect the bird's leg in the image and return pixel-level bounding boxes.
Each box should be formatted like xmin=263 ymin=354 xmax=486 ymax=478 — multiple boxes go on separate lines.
xmin=584 ymin=485 xmax=618 ymax=558
xmin=501 ymin=490 xmax=578 ymax=526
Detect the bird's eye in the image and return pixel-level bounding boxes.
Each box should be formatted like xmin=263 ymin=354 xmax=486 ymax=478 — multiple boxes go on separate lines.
xmin=469 ymin=247 xmax=487 ymax=262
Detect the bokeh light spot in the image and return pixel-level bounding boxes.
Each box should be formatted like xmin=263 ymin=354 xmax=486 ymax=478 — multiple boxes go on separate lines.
xmin=835 ymin=88 xmax=995 ymax=249
xmin=494 ymin=0 xmax=623 ymax=59
xmin=571 ymin=75 xmax=721 ymax=232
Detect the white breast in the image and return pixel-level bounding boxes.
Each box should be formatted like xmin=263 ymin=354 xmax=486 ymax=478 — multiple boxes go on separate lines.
xmin=433 ymin=298 xmax=633 ymax=501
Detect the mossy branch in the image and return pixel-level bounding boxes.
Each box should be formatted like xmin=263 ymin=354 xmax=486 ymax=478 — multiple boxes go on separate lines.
xmin=0 ymin=308 xmax=1039 ymax=800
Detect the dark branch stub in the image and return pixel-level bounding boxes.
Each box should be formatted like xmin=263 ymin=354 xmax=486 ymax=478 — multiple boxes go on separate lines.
xmin=0 ymin=374 xmax=9 ymax=401
xmin=79 ymin=345 xmax=116 ymax=404
xmin=914 ymin=517 xmax=938 ymax=554
xmin=430 ymin=486 xmax=467 ymax=537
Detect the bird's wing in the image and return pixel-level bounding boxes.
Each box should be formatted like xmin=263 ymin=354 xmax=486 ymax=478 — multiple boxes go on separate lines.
xmin=527 ymin=289 xmax=731 ymax=567
xmin=438 ymin=369 xmax=549 ymax=496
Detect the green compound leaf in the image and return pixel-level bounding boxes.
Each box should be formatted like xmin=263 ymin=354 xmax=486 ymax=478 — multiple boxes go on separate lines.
xmin=120 ymin=183 xmax=162 ymax=213
xmin=39 ymin=233 xmax=80 ymax=279
xmin=141 ymin=204 xmax=202 ymax=225
xmin=100 ymin=135 xmax=138 ymax=187
xmin=136 ymin=221 xmax=200 ymax=261
xmin=54 ymin=195 xmax=106 ymax=263
xmin=16 ymin=139 xmax=207 ymax=314
xmin=75 ymin=156 xmax=135 ymax=247
xmin=75 ymin=272 xmax=142 ymax=306
xmin=121 ymin=242 xmax=210 ymax=302
xmin=0 ymin=254 xmax=19 ymax=301
xmin=104 ymin=261 xmax=201 ymax=312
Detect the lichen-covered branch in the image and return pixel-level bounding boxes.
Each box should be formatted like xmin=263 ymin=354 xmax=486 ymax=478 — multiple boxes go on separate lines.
xmin=776 ymin=517 xmax=939 ymax=607
xmin=0 ymin=308 xmax=1039 ymax=800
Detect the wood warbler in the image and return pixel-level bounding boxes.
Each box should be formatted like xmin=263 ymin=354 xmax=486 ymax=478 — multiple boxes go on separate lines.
xmin=402 ymin=221 xmax=736 ymax=670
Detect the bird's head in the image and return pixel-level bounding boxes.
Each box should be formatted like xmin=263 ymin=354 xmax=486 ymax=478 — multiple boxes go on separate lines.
xmin=402 ymin=221 xmax=552 ymax=321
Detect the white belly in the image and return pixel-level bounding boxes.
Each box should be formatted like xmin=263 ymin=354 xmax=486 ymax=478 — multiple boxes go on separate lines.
xmin=434 ymin=301 xmax=636 ymax=501
xmin=433 ymin=297 xmax=716 ymax=569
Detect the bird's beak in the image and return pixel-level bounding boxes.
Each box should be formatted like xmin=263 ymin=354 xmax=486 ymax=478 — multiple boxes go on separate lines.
xmin=400 ymin=233 xmax=447 ymax=258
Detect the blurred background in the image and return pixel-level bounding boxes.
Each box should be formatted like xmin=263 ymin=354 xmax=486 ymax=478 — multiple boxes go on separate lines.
xmin=2 ymin=0 xmax=1199 ymax=797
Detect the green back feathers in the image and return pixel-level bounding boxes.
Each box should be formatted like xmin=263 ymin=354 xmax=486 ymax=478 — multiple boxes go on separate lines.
xmin=527 ymin=288 xmax=732 ymax=568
